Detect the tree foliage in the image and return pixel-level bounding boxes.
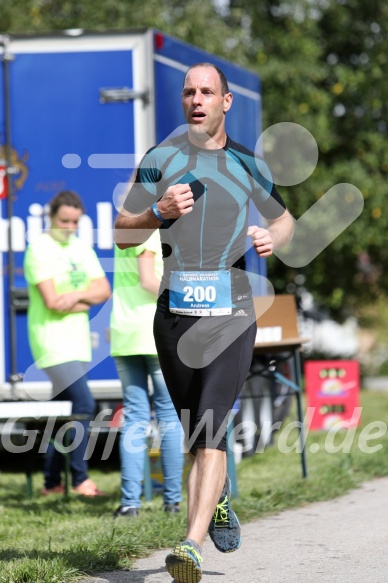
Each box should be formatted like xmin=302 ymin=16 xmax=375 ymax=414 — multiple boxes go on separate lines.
xmin=1 ymin=0 xmax=387 ymax=318
xmin=226 ymin=0 xmax=388 ymax=318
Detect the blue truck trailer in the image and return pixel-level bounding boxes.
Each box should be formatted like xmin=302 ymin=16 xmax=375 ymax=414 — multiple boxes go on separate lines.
xmin=0 ymin=29 xmax=265 ymax=404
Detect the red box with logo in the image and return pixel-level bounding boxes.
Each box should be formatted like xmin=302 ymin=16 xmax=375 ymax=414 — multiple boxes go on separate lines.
xmin=304 ymin=360 xmax=361 ymax=430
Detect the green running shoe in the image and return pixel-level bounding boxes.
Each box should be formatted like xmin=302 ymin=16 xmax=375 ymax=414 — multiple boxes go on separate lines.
xmin=165 ymin=543 xmax=203 ymax=583
xmin=208 ymin=476 xmax=242 ymax=553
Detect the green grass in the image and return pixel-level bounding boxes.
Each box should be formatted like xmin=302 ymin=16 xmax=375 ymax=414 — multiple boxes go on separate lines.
xmin=1 ymin=389 xmax=388 ymax=582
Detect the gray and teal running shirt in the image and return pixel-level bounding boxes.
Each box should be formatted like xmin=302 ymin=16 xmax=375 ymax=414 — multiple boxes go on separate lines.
xmin=123 ymin=133 xmax=286 ymax=308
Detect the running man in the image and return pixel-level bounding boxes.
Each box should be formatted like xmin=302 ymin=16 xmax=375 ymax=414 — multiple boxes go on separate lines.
xmin=114 ymin=62 xmax=294 ymax=583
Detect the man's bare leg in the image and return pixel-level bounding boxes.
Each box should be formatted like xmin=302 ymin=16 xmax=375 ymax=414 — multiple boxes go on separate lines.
xmin=186 ymin=448 xmax=226 ymax=547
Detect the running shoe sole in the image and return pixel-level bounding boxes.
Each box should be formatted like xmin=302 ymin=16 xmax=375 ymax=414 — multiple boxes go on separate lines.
xmin=165 ymin=546 xmax=202 ymax=583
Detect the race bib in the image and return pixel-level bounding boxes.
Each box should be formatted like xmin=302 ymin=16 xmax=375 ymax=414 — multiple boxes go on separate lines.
xmin=169 ymin=270 xmax=232 ymax=316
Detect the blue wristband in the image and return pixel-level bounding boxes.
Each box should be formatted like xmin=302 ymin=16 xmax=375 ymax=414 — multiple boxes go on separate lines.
xmin=151 ymin=202 xmax=164 ymax=223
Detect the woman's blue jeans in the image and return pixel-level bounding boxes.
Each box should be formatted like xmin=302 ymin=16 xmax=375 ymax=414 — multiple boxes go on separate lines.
xmin=114 ymin=355 xmax=183 ymax=508
xmin=43 ymin=361 xmax=96 ymax=488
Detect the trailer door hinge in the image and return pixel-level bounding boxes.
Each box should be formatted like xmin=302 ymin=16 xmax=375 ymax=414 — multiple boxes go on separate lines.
xmin=10 ymin=287 xmax=29 ymax=311
xmin=99 ymin=87 xmax=149 ymax=105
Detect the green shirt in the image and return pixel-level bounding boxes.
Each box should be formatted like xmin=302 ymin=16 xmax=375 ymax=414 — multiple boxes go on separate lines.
xmin=24 ymin=233 xmax=106 ymax=369
xmin=110 ymin=231 xmax=162 ymax=356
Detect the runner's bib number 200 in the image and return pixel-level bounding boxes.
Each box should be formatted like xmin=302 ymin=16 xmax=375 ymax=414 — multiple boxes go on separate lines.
xmin=169 ymin=270 xmax=232 ymax=316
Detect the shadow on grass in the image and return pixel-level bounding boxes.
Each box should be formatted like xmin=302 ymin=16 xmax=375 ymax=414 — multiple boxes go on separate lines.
xmin=0 ymin=494 xmax=116 ymax=515
xmin=0 ymin=546 xmax=122 ymax=572
xmin=0 ymin=477 xmax=119 ymax=518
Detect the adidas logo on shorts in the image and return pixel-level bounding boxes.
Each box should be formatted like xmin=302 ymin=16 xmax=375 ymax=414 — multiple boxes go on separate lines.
xmin=234 ymin=309 xmax=248 ymax=317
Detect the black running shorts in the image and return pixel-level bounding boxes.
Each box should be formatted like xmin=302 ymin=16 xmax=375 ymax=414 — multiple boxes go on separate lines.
xmin=154 ymin=307 xmax=256 ymax=452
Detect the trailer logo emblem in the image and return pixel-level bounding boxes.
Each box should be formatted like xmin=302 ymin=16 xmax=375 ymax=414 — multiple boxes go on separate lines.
xmin=0 ymin=145 xmax=29 ymax=195
xmin=0 ymin=161 xmax=6 ymax=199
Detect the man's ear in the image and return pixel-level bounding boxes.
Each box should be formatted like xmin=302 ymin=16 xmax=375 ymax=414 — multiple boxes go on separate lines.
xmin=223 ymin=92 xmax=233 ymax=113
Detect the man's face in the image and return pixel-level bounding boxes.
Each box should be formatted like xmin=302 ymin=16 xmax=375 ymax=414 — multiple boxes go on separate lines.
xmin=182 ymin=66 xmax=232 ymax=147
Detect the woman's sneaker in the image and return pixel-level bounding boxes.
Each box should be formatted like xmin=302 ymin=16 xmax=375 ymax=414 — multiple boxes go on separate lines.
xmin=165 ymin=542 xmax=203 ymax=582
xmin=164 ymin=502 xmax=181 ymax=514
xmin=113 ymin=506 xmax=139 ymax=518
xmin=208 ymin=476 xmax=242 ymax=553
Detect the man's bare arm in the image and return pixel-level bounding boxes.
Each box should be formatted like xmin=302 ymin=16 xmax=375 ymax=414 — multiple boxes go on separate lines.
xmin=247 ymin=209 xmax=294 ymax=257
xmin=114 ymin=207 xmax=162 ymax=249
xmin=114 ymin=182 xmax=195 ymax=249
xmin=267 ymin=209 xmax=295 ymax=249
